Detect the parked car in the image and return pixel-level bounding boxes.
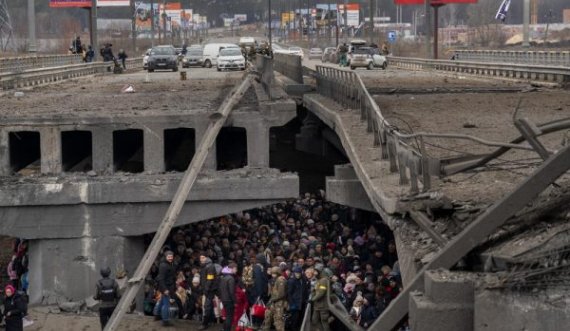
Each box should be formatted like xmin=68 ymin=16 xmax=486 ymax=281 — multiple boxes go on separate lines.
xmin=349 ymin=47 xmax=387 ymax=70
xmin=288 ymin=47 xmax=304 ymax=59
xmin=182 ymin=48 xmax=204 ymax=68
xmin=321 ymin=47 xmax=336 ymax=63
xmin=308 ymin=48 xmax=323 ymax=60
xmin=202 ymin=43 xmax=239 ymax=68
xmin=147 ymin=45 xmax=178 ymax=72
xmin=142 ymin=48 xmax=151 ymax=69
xmin=217 ymin=47 xmax=246 ymax=71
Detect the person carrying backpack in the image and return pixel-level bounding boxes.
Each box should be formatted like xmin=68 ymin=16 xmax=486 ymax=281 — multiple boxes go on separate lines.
xmin=94 ymin=267 xmax=120 ymax=329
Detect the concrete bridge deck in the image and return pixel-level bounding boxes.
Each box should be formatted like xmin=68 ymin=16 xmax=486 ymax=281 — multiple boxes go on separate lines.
xmin=1 ymin=66 xmax=301 ymax=304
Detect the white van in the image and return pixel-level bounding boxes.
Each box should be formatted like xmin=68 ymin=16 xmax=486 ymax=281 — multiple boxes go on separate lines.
xmin=202 ymin=43 xmax=239 ymax=68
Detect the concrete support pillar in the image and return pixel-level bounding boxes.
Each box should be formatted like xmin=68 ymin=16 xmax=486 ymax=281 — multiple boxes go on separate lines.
xmin=40 ymin=127 xmax=62 ymax=174
xmin=410 ymin=270 xmax=474 ymax=331
xmin=0 ymin=129 xmax=10 ymax=176
xmin=246 ymin=123 xmax=270 ymax=167
xmin=196 ymin=125 xmax=216 ymax=170
xmin=92 ymin=128 xmax=114 ymax=174
xmin=28 ymin=236 xmax=145 ymax=305
xmin=144 ymin=125 xmax=165 ymax=173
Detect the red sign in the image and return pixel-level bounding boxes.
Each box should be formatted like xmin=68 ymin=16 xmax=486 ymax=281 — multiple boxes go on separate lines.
xmin=394 ymin=0 xmax=477 ymax=4
xmin=50 ymin=0 xmax=90 ymax=7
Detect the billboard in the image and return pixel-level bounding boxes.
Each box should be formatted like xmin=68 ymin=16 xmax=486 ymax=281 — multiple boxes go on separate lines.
xmin=394 ymin=0 xmax=476 ymax=4
xmin=338 ymin=3 xmax=360 ymax=27
xmin=135 ymin=2 xmax=158 ymax=32
xmin=50 ymin=0 xmax=130 ymax=7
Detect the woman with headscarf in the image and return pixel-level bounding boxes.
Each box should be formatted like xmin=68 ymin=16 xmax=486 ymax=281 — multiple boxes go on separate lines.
xmin=2 ymin=284 xmax=27 ymax=331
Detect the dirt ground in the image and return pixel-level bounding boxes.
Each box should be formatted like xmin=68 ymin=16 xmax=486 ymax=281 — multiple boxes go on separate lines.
xmin=25 ymin=307 xmax=202 ymax=331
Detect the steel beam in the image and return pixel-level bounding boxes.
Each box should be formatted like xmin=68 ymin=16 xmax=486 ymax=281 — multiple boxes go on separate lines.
xmin=514 ymin=118 xmax=550 ymax=160
xmin=409 ymin=210 xmax=447 ymax=247
xmin=368 ymin=144 xmax=570 ymax=331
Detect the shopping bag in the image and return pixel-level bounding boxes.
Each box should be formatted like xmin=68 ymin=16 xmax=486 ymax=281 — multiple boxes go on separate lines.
xmin=236 ymin=312 xmax=252 ymax=331
xmin=250 ymin=297 xmax=267 ymax=319
xmin=168 ymin=305 xmax=179 ymax=319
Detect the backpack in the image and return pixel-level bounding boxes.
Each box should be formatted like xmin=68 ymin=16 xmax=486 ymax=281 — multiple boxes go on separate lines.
xmin=98 ymin=278 xmax=117 ymax=302
xmin=242 ymin=265 xmax=254 ymax=287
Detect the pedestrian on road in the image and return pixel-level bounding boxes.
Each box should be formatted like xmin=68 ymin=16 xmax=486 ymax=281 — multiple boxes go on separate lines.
xmin=1 ymin=284 xmax=27 ymax=331
xmin=156 ymin=251 xmax=176 ymax=327
xmin=94 ymin=267 xmax=120 ymax=330
xmin=220 ymin=262 xmax=237 ymax=331
xmin=118 ymin=49 xmax=128 ymax=69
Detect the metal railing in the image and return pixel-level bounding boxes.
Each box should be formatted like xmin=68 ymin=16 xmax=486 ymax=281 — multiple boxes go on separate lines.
xmin=0 ymin=57 xmax=143 ymax=90
xmin=0 ymin=54 xmax=83 ymax=73
xmin=388 ymin=56 xmax=570 ymax=84
xmin=452 ymin=50 xmax=570 ymax=67
xmin=315 ymin=65 xmax=436 ymax=193
xmin=274 ymin=52 xmax=304 ymax=84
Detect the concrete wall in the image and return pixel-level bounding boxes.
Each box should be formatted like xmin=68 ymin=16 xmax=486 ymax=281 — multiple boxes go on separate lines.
xmin=474 ymin=289 xmax=570 ymax=331
xmin=28 ymin=236 xmax=144 ymax=305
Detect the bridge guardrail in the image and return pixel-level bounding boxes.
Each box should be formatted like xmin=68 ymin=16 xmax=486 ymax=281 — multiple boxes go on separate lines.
xmin=315 ymin=65 xmax=436 ymax=193
xmin=0 ymin=57 xmax=143 ymax=90
xmin=453 ymin=50 xmax=570 ymax=67
xmin=256 ymin=55 xmax=275 ymax=100
xmin=0 ymin=54 xmax=83 ymax=73
xmin=274 ymin=52 xmax=303 ymax=84
xmin=388 ymin=56 xmax=570 ymax=84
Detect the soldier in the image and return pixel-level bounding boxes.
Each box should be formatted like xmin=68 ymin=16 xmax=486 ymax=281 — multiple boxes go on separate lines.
xmin=310 ymin=267 xmax=332 ymax=331
xmin=262 ymin=266 xmax=287 ymax=331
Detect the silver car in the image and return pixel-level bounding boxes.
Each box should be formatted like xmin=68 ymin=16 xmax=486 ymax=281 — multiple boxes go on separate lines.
xmin=350 ymin=47 xmax=388 ymax=70
xmin=182 ymin=48 xmax=204 ymax=68
xmin=308 ymin=48 xmax=323 ymax=60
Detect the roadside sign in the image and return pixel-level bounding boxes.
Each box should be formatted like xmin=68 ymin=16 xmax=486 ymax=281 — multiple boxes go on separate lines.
xmin=388 ymin=31 xmax=397 ymax=43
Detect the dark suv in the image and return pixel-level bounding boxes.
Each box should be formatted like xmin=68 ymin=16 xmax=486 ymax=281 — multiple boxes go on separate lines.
xmin=147 ymin=45 xmax=178 ymax=72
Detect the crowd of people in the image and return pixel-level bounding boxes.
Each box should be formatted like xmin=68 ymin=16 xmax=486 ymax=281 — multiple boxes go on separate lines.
xmin=1 ymin=239 xmax=29 ymax=331
xmin=69 ymin=36 xmax=128 ymax=70
xmin=143 ymin=191 xmax=404 ymax=330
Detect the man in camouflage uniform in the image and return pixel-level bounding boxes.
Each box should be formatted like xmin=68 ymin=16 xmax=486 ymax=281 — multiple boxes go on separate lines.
xmin=263 ymin=266 xmax=287 ymax=331
xmin=310 ymin=268 xmax=332 ymax=331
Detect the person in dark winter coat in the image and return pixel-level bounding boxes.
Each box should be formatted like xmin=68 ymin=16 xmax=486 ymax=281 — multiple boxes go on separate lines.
xmin=2 ymin=284 xmax=27 ymax=331
xmin=286 ymin=266 xmax=305 ymax=330
xmin=94 ymin=267 xmax=120 ymax=329
xmin=251 ymin=253 xmax=268 ymax=303
xmin=156 ymin=251 xmax=176 ymax=327
xmin=219 ymin=263 xmax=237 ymax=331
xmin=199 ymin=254 xmax=218 ymax=330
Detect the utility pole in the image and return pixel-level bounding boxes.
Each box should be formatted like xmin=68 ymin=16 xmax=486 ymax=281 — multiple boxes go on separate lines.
xmin=162 ymin=0 xmax=167 ymax=45
xmin=27 ymin=0 xmax=36 ymax=52
xmin=369 ymin=0 xmax=375 ymax=44
xmin=268 ymin=0 xmax=272 ymax=47
xmin=150 ymin=0 xmax=155 ymax=46
xmin=131 ymin=0 xmax=136 ymax=52
xmin=90 ymin=0 xmax=98 ymax=60
xmin=343 ymin=0 xmax=347 ymax=42
xmin=424 ymin=0 xmax=432 ymax=58
xmin=523 ymin=0 xmax=530 ymax=47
